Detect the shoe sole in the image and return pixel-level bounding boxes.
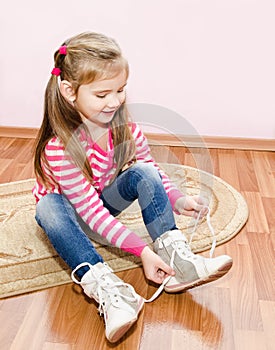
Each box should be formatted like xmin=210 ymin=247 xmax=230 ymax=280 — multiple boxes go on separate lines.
xmin=164 ymin=259 xmax=233 ymax=293
xmin=107 ymin=298 xmax=144 ymax=343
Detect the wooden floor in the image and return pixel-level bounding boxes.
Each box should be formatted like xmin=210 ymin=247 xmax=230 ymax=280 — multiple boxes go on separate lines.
xmin=0 ymin=137 xmax=274 ymax=350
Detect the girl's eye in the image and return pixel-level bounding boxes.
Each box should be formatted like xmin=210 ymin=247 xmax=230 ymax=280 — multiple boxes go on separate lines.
xmin=95 ymin=88 xmax=125 ymax=99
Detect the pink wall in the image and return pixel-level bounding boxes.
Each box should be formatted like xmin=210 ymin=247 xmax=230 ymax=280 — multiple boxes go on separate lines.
xmin=0 ymin=0 xmax=274 ymax=139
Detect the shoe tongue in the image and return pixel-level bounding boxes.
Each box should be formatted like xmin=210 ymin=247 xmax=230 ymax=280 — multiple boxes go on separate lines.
xmin=81 ymin=262 xmax=109 ymax=283
xmin=96 ymin=263 xmax=114 ymax=281
xmin=168 ymin=230 xmax=187 ymax=242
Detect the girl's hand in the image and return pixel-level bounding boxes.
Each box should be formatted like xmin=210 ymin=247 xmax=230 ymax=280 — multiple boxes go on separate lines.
xmin=174 ymin=195 xmax=209 ymax=219
xmin=140 ymin=246 xmax=175 ymax=284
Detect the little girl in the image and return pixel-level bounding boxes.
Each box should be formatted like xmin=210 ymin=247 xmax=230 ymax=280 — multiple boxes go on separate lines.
xmin=33 ymin=32 xmax=232 ymax=343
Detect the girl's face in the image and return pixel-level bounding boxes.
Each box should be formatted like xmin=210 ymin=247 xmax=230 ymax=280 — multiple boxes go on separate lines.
xmin=73 ymin=69 xmax=127 ymax=128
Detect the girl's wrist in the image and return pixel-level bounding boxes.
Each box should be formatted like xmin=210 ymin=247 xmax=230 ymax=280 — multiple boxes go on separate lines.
xmin=140 ymin=245 xmax=150 ymax=258
xmin=174 ymin=195 xmax=187 ymax=214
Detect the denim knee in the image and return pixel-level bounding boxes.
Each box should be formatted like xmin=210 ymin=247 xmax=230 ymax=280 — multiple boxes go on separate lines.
xmin=35 ymin=193 xmax=74 ymax=230
xmin=130 ymin=163 xmax=162 ymax=184
xmin=35 ymin=193 xmax=104 ymax=277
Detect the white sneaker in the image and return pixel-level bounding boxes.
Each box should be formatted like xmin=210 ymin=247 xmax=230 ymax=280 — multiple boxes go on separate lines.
xmin=71 ymin=262 xmax=144 ymax=343
xmin=154 ymin=230 xmax=233 ymax=293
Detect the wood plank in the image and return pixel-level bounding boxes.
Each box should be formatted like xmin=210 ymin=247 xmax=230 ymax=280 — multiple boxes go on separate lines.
xmin=259 ymin=301 xmax=275 ymax=350
xmin=208 ymin=148 xmax=220 ymax=177
xmin=266 ymin=152 xmax=275 ymax=171
xmin=234 ymin=150 xmax=259 ymax=192
xmin=225 ymin=241 xmax=263 ymax=331
xmin=17 ymin=161 xmax=35 ymax=180
xmin=0 ymin=294 xmax=34 ymax=350
xmin=171 ymin=329 xmax=203 ymax=350
xmin=247 ymin=233 xmax=275 ymax=301
xmin=188 ymin=148 xmax=214 ymax=174
xmin=10 ymin=292 xmax=49 ymax=349
xmin=218 ymin=149 xmax=240 ymax=190
xmin=242 ymin=192 xmax=269 ymax=233
xmin=42 ymin=343 xmax=72 ymax=350
xmin=0 ymin=137 xmax=15 ymax=152
xmin=149 ymin=144 xmax=171 ymax=163
xmin=0 ymin=139 xmax=31 ymax=160
xmin=262 ymin=198 xmax=275 ymax=234
xmin=200 ymin=287 xmax=235 ymax=349
xmin=168 ymin=146 xmax=186 ymax=165
xmin=252 ymin=152 xmax=275 ymax=197
xmin=234 ymin=330 xmax=267 ymax=350
xmin=0 ymin=158 xmax=14 ymax=183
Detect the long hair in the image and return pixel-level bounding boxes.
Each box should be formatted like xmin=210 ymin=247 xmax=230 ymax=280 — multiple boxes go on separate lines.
xmin=34 ymin=32 xmax=136 ymax=186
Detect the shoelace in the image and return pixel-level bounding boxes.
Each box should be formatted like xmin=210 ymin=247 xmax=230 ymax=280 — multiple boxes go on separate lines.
xmin=145 ymin=205 xmax=216 ymax=303
xmin=144 ymin=250 xmax=176 ymax=303
xmin=71 ymin=207 xmax=216 ymax=305
xmin=189 ymin=205 xmax=217 ymax=258
xmin=71 ymin=262 xmax=139 ymax=315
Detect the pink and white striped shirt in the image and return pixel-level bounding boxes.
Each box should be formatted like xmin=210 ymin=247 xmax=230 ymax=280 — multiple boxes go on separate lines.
xmin=33 ymin=123 xmax=183 ymax=256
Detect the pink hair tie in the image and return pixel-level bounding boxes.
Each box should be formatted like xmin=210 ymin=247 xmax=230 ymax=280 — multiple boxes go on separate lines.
xmin=59 ymin=45 xmax=67 ymax=55
xmin=51 ymin=67 xmax=61 ymax=76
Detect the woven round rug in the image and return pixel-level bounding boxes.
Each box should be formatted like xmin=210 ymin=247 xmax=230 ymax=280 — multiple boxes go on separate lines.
xmin=0 ymin=163 xmax=248 ymax=298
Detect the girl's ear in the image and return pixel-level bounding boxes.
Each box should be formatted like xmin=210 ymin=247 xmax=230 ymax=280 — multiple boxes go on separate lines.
xmin=59 ymin=80 xmax=76 ymax=103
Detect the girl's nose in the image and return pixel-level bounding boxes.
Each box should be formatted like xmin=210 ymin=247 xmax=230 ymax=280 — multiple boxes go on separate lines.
xmin=107 ymin=94 xmax=121 ymax=109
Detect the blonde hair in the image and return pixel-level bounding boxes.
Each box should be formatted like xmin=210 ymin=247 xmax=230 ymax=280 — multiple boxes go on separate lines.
xmin=34 ymin=32 xmax=136 ymax=186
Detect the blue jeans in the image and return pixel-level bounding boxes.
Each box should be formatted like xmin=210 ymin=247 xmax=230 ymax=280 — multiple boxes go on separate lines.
xmin=35 ymin=163 xmax=177 ymax=278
